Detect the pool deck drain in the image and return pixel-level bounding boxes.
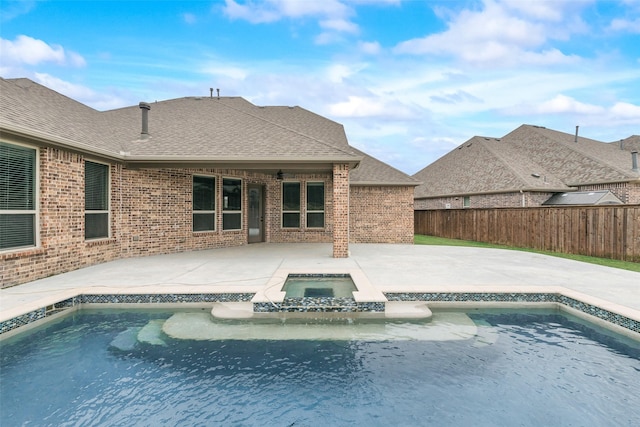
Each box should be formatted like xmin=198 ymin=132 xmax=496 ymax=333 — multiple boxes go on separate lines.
xmin=1 ymin=243 xmax=639 ymax=338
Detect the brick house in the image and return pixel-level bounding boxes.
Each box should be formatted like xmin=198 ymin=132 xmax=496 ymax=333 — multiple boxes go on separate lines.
xmin=413 ymin=125 xmax=640 ymax=210
xmin=0 ymin=78 xmax=418 ymax=287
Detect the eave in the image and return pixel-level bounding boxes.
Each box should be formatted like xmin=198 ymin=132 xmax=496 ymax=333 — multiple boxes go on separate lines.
xmin=1 ymin=121 xmax=123 ymax=162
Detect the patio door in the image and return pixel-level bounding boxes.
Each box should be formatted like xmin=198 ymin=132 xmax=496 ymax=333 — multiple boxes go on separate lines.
xmin=248 ymin=184 xmax=264 ymax=243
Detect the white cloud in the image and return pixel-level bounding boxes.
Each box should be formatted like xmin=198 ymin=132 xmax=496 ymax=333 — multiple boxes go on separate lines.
xmin=222 ymin=0 xmax=279 ymax=23
xmin=222 ymin=0 xmax=358 ymax=43
xmin=328 ymin=95 xmax=417 ymax=119
xmin=326 ymin=63 xmax=367 ymax=83
xmin=393 ymin=0 xmax=585 ymax=66
xmin=31 ymin=73 xmax=128 ymax=110
xmin=0 ymin=35 xmax=85 ymax=67
xmin=1 ymin=0 xmax=36 ymax=22
xmin=610 ymin=102 xmax=640 ymax=119
xmin=536 ymin=94 xmax=604 ymax=114
xmin=223 ymin=0 xmax=351 ymax=24
xmin=501 ymin=95 xmax=640 ymax=129
xmin=358 ymin=41 xmax=381 ymax=55
xmin=33 ymin=73 xmax=95 ymax=99
xmin=609 ymin=17 xmax=640 ymax=33
xmin=501 ymin=0 xmax=566 ymax=21
xmin=320 ymin=18 xmax=358 ymax=34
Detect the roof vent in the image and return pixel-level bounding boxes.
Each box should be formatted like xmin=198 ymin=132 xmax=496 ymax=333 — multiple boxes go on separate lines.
xmin=139 ymin=102 xmax=150 ymax=139
xmin=632 ymin=151 xmax=638 ymax=172
xmin=574 ymin=125 xmax=579 ymax=143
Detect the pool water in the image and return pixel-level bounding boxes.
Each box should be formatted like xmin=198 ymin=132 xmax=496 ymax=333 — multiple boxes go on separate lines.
xmin=281 ymin=274 xmax=357 ymax=298
xmin=1 ymin=309 xmax=639 ymax=426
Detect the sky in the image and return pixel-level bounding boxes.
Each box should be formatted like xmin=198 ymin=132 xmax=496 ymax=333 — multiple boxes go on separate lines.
xmin=1 ymin=0 xmax=639 ymax=174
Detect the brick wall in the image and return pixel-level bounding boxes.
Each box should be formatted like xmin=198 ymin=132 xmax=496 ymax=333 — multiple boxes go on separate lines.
xmin=415 ymin=183 xmax=640 ymax=210
xmin=350 ymin=185 xmax=415 ymax=243
xmin=415 ymin=191 xmax=554 ymax=210
xmin=2 ymin=147 xmax=415 ymax=287
xmin=2 ymin=147 xmax=103 ymax=287
xmin=578 ymin=182 xmax=640 ymax=204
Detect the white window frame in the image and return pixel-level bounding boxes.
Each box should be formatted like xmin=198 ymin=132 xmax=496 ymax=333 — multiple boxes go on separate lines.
xmin=0 ymin=141 xmax=39 ymax=252
xmin=192 ymin=174 xmax=216 ymax=232
xmin=84 ymin=159 xmax=110 ymax=240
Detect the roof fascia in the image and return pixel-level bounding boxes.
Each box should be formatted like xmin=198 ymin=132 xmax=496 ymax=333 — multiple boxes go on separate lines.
xmin=123 ymin=157 xmax=361 ymax=171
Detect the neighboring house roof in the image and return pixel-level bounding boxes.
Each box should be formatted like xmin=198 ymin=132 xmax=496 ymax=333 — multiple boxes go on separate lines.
xmin=0 ymin=77 xmax=415 ymax=186
xmin=542 ymin=190 xmax=623 ymax=206
xmin=413 ymin=124 xmax=640 ymax=199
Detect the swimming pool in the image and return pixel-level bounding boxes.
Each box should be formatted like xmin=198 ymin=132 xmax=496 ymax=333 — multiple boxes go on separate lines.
xmin=1 ymin=308 xmax=639 ymax=426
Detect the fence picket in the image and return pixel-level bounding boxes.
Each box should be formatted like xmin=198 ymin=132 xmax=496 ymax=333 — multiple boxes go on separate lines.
xmin=415 ymin=206 xmax=640 ymax=262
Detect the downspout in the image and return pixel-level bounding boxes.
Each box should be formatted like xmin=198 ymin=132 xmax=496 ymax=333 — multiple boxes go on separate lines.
xmin=520 ymin=190 xmax=525 ymax=207
xmin=347 ymin=168 xmax=351 ymax=257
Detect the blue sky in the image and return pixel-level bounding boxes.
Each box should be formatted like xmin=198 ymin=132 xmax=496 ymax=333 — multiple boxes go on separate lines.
xmin=1 ymin=0 xmax=639 ymax=174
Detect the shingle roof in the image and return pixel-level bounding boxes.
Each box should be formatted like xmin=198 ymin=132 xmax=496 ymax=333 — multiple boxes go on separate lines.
xmin=413 ymin=124 xmax=640 ymax=199
xmin=101 ymin=97 xmax=357 ymax=160
xmin=608 ymin=135 xmax=640 ymax=153
xmin=0 ymin=78 xmax=414 ymax=185
xmin=542 ymin=190 xmax=623 ymax=206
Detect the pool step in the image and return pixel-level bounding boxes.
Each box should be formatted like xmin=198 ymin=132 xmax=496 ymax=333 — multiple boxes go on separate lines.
xmin=212 ymin=302 xmax=255 ymax=319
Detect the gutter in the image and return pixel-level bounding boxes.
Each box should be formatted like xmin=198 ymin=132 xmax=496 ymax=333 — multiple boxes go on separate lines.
xmin=415 ymin=187 xmax=574 ymax=199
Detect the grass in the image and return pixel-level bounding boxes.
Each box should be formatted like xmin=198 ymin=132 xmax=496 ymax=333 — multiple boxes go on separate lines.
xmin=414 ymin=234 xmax=640 ymax=273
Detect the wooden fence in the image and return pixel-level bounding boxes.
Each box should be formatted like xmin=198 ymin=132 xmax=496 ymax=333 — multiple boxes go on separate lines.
xmin=415 ymin=205 xmax=640 ymax=262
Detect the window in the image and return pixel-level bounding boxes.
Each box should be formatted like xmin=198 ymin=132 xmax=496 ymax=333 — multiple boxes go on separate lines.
xmin=463 ymin=196 xmax=470 ymax=208
xmin=1 ymin=142 xmax=37 ymax=250
xmin=193 ymin=176 xmax=215 ymax=231
xmin=85 ymin=161 xmax=109 ymax=239
xmin=282 ymin=182 xmax=300 ymax=228
xmin=222 ymin=177 xmax=242 ymax=230
xmin=306 ymin=182 xmax=325 ymax=228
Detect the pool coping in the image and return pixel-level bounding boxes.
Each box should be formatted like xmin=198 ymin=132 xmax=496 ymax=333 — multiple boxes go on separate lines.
xmin=2 ymin=284 xmax=639 ymax=340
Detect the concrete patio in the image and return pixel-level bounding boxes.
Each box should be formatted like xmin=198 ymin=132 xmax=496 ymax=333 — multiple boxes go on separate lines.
xmin=2 ymin=243 xmax=639 ymax=332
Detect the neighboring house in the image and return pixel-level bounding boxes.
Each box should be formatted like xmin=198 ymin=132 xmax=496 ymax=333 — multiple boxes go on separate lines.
xmin=413 ymin=124 xmax=640 ymax=210
xmin=0 ymin=78 xmax=418 ymax=287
